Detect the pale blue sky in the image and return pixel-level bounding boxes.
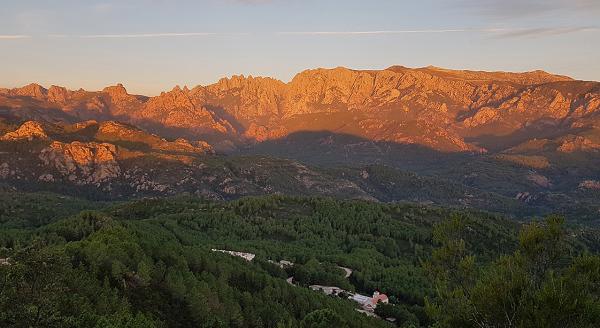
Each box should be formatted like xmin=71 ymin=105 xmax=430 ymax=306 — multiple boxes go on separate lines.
xmin=1 ymin=0 xmax=598 ymax=95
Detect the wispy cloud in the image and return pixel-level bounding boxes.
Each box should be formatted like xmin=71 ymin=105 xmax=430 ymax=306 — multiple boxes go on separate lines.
xmin=277 ymin=27 xmax=599 ymax=38
xmin=277 ymin=29 xmax=472 ymax=35
xmin=493 ymin=26 xmax=600 ymax=38
xmin=78 ymin=32 xmax=247 ymax=39
xmin=5 ymin=27 xmax=598 ymax=40
xmin=0 ymin=35 xmax=31 ymax=39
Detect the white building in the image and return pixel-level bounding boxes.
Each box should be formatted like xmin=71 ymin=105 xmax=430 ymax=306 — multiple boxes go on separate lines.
xmin=352 ymin=291 xmax=389 ymax=311
xmin=310 ymin=285 xmax=345 ymax=296
xmin=211 ymin=249 xmax=255 ymax=261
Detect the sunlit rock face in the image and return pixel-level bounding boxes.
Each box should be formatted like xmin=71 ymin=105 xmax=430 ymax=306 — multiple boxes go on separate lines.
xmin=39 ymin=141 xmax=121 ymax=185
xmin=1 ymin=121 xmax=48 ymax=141
xmin=0 ymin=65 xmax=598 ymax=153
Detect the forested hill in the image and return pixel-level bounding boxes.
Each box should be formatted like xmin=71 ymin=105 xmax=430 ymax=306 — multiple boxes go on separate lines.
xmin=1 ymin=193 xmax=600 ymax=327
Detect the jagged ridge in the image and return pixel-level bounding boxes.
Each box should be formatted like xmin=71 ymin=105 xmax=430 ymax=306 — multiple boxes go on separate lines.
xmin=0 ymin=65 xmax=598 ymax=153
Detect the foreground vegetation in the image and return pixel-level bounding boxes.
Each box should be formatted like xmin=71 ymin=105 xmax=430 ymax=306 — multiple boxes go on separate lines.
xmin=0 ymin=192 xmax=598 ymax=327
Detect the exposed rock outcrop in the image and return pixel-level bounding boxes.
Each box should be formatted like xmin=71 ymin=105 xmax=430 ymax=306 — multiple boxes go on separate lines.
xmin=558 ymin=136 xmax=600 ymax=153
xmin=579 ymin=180 xmax=600 ymax=190
xmin=39 ymin=141 xmax=121 ymax=185
xmin=1 ymin=65 xmax=598 ymax=153
xmin=96 ymin=121 xmax=214 ymax=154
xmin=1 ymin=121 xmax=48 ymax=141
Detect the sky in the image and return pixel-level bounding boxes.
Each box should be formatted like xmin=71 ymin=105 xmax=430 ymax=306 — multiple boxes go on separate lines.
xmin=0 ymin=0 xmax=599 ymax=95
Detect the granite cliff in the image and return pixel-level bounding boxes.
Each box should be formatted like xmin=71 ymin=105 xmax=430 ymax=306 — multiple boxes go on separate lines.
xmin=2 ymin=65 xmax=597 ymax=153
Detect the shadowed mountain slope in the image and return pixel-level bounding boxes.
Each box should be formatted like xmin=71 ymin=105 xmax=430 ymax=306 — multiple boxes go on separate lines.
xmin=1 ymin=66 xmax=598 ymax=153
xmin=1 ymin=66 xmax=599 ymax=221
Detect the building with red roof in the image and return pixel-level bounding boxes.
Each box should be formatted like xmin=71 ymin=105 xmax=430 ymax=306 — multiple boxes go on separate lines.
xmin=371 ymin=291 xmax=389 ymax=306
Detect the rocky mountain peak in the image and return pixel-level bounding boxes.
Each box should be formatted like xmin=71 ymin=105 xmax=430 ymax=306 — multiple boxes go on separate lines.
xmin=0 ymin=65 xmax=597 ymax=154
xmin=149 ymin=85 xmax=196 ymax=111
xmin=14 ymin=83 xmax=48 ymax=99
xmin=48 ymin=85 xmax=70 ymax=103
xmin=102 ymin=83 xmax=132 ymax=102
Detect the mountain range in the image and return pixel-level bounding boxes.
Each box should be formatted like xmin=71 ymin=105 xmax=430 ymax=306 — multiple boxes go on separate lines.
xmin=1 ymin=65 xmax=599 ymax=221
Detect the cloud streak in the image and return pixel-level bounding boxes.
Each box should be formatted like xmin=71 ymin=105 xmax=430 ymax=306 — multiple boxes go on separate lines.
xmin=0 ymin=35 xmax=31 ymax=39
xmin=277 ymin=27 xmax=599 ymax=38
xmin=4 ymin=27 xmax=598 ymax=40
xmin=78 ymin=32 xmax=247 ymax=38
xmin=277 ymin=29 xmax=472 ymax=35
xmin=493 ymin=26 xmax=599 ymax=38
